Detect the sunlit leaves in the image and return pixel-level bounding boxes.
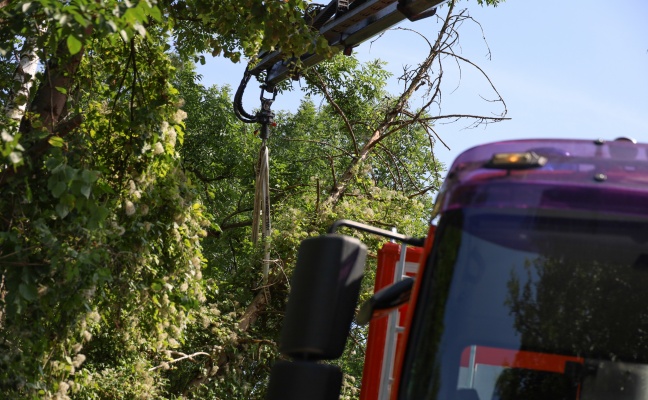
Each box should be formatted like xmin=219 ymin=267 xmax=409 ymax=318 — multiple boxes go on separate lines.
xmin=66 ymin=34 xmax=82 ymax=55
xmin=0 ymin=6 xmax=207 ymax=399
xmin=168 ymin=54 xmax=441 ymax=397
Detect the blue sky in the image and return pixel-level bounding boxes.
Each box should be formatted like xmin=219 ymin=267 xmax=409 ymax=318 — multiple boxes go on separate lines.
xmin=197 ymin=0 xmax=648 ymax=170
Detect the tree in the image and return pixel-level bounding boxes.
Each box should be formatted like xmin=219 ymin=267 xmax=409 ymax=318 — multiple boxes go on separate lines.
xmin=0 ymin=1 xmax=211 ymax=398
xmin=162 ymin=3 xmax=508 ymax=394
xmin=0 ymin=0 xmax=505 ymax=398
xmin=167 ymin=58 xmax=441 ymax=399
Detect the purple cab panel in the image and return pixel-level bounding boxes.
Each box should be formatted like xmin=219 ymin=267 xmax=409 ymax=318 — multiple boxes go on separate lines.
xmin=436 ymin=138 xmax=648 ymax=217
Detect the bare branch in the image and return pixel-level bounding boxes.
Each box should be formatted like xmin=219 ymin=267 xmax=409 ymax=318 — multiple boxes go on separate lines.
xmin=423 ymin=121 xmax=451 ymax=151
xmin=372 ymin=148 xmax=403 ymax=191
xmin=185 ymin=166 xmax=231 ymax=183
xmin=408 ymin=184 xmax=438 ymax=199
xmin=415 ymin=113 xmax=509 ymax=124
xmin=376 ymin=143 xmax=420 ymax=192
xmin=149 ymin=352 xmax=211 ymax=371
xmin=439 ymin=50 xmax=507 ymax=116
xmin=308 ymin=69 xmax=360 ymax=155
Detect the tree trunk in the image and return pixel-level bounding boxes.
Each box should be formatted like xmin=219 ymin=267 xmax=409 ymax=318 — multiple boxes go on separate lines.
xmin=5 ymin=34 xmax=41 ymax=128
xmin=24 ymin=39 xmax=85 ymax=135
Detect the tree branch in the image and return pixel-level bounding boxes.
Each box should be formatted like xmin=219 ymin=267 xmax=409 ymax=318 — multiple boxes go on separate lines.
xmin=186 ymin=166 xmax=231 ymax=183
xmin=149 ymin=352 xmax=211 ymax=371
xmin=309 ymin=69 xmax=360 ymax=156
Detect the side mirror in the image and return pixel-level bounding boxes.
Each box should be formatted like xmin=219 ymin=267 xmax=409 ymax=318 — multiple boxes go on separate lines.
xmin=356 ymin=277 xmax=414 ymax=325
xmin=267 ymin=220 xmax=422 ymax=400
xmin=266 ymin=361 xmax=342 ymax=400
xmin=279 ymin=234 xmax=367 ymax=360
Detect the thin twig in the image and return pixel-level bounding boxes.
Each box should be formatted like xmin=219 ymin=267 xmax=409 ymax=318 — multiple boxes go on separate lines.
xmin=309 ymin=69 xmax=360 ymax=156
xmin=149 ymin=352 xmax=211 ymax=371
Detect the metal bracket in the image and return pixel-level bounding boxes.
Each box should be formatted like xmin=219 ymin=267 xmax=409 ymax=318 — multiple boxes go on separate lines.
xmin=257 ymin=86 xmax=277 ymax=140
xmin=397 ymin=0 xmax=438 ymax=21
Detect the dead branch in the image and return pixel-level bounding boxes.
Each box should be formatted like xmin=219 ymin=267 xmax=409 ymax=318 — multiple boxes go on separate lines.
xmin=407 ymin=184 xmax=438 ymax=199
xmin=149 ymin=351 xmax=211 ymax=371
xmin=321 ymin=2 xmax=508 ymax=208
xmin=422 ymin=120 xmax=450 ymax=151
xmin=439 ymin=50 xmax=507 ymax=115
xmin=376 ymin=142 xmax=420 ymax=191
xmin=372 ymin=148 xmax=403 ymax=191
xmin=309 ymin=69 xmax=360 ymax=156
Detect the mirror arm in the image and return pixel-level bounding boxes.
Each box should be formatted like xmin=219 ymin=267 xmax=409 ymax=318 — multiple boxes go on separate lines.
xmin=328 ymin=219 xmax=425 ymax=247
xmin=356 ymin=277 xmax=415 ymax=325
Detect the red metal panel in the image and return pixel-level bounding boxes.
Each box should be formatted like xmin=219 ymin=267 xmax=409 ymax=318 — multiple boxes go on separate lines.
xmin=389 ymin=225 xmax=436 ymax=400
xmin=360 ymin=242 xmax=423 ymax=400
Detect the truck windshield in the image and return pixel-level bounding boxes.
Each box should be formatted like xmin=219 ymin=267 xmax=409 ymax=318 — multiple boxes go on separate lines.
xmin=400 ymin=208 xmax=648 ymax=400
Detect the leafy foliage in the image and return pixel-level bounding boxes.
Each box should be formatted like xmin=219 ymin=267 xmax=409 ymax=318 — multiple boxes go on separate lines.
xmin=0 ymin=1 xmax=209 ymax=398
xmin=0 ymin=0 xmax=503 ymax=398
xmin=163 ymin=56 xmax=441 ymax=398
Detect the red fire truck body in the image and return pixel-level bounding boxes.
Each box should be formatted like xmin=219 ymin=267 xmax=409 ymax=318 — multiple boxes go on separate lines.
xmin=360 ymin=243 xmax=424 ymax=400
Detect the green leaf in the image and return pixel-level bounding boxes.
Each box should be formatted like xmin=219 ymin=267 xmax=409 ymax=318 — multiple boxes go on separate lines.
xmin=66 ymin=35 xmax=82 ymax=55
xmin=31 ymin=119 xmax=43 ymax=129
xmin=88 ymin=207 xmax=109 ymax=229
xmin=72 ymin=12 xmax=90 ymax=28
xmin=64 ymin=167 xmax=79 ymax=180
xmin=51 ymin=181 xmax=67 ymax=198
xmin=48 ymin=136 xmax=65 ymax=148
xmin=80 ymin=183 xmax=92 ymax=199
xmin=45 ymin=157 xmax=61 ymax=171
xmin=55 ymin=202 xmax=70 ymax=218
xmin=81 ymin=169 xmax=99 ymax=183
xmin=19 ymin=283 xmax=38 ymax=301
xmin=148 ymin=6 xmax=162 ymax=21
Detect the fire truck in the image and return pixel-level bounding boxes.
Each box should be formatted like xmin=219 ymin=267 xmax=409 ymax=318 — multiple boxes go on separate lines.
xmin=266 ymin=137 xmax=648 ymax=400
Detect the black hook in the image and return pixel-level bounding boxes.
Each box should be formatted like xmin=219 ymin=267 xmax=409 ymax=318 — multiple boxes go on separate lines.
xmin=233 ymin=68 xmax=279 ymax=140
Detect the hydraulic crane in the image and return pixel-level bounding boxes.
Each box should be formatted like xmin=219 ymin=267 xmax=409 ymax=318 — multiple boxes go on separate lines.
xmin=233 ymin=0 xmax=447 ymax=313
xmin=234 ymin=0 xmax=447 ymax=130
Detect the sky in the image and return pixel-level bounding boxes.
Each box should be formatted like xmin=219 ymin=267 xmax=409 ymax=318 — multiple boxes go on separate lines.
xmin=196 ymin=0 xmax=648 ymax=171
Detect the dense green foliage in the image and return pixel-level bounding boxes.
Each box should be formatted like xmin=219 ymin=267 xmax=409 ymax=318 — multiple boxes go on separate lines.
xmin=167 ymin=56 xmax=440 ymax=398
xmin=0 ymin=0 xmax=503 ymax=398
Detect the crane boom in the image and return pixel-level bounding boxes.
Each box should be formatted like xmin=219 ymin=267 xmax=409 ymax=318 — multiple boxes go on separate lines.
xmin=248 ymin=0 xmax=447 ymax=89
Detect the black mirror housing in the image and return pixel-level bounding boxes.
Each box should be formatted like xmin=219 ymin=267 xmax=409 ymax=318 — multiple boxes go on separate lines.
xmin=266 ymin=361 xmax=342 ymax=400
xmin=279 ymin=234 xmax=367 ymax=360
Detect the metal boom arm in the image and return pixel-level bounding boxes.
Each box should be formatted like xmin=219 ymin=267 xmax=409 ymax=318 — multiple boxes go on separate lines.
xmin=249 ymin=0 xmax=448 ymax=89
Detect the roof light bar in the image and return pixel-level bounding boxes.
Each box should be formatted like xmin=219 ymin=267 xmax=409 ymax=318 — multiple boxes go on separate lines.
xmin=484 ymin=151 xmax=548 ymax=170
